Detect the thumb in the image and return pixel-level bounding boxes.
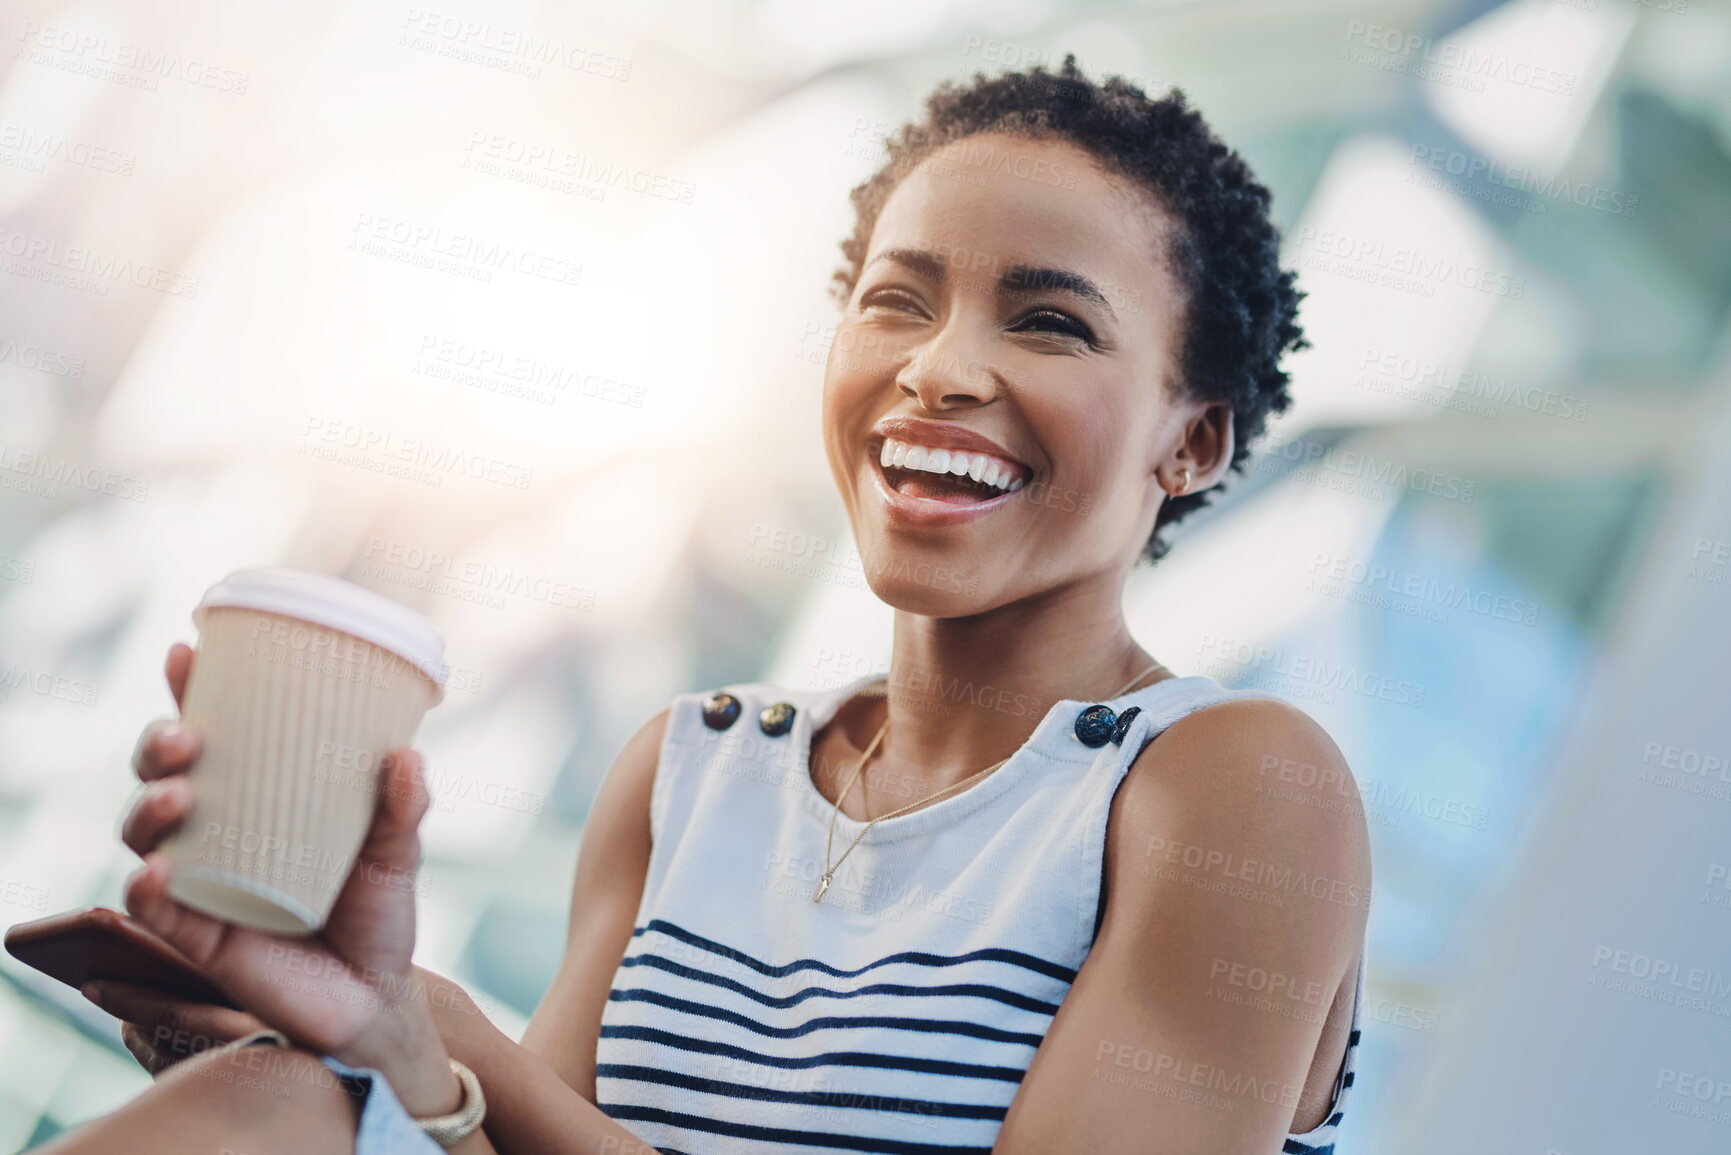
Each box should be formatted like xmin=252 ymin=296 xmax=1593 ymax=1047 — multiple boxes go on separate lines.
xmin=358 ymin=749 xmax=430 ymax=875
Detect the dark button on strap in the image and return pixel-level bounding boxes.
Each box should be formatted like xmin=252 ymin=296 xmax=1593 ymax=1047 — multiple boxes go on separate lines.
xmin=701 ymin=692 xmax=741 ymax=731
xmin=758 ymin=701 xmax=796 ymax=737
xmin=1074 ymin=703 xmax=1117 ymax=748
xmin=1110 ymin=705 xmax=1142 ymax=746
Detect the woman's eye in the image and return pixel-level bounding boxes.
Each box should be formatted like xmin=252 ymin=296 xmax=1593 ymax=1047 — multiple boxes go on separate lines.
xmin=860 ymin=288 xmax=930 ymax=317
xmin=1011 ymin=308 xmax=1095 ymax=345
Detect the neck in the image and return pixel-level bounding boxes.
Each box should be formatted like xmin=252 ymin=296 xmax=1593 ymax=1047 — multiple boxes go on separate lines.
xmin=867 ymin=567 xmax=1156 ymax=794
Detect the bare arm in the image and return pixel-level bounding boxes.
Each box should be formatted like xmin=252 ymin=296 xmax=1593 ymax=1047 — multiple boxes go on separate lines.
xmin=425 ymin=705 xmax=666 ymax=1154
xmin=994 ymin=699 xmax=1372 ymax=1154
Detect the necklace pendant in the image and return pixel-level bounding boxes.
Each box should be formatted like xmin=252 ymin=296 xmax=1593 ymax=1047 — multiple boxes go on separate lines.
xmin=812 ymin=873 xmax=832 ymax=903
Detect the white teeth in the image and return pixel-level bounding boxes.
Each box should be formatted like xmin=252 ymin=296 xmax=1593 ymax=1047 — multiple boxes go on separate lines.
xmin=876 ymin=437 xmax=1025 ymax=495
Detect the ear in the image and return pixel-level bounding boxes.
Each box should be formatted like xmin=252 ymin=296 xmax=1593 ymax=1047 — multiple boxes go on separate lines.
xmin=1160 ymin=403 xmax=1235 ymax=496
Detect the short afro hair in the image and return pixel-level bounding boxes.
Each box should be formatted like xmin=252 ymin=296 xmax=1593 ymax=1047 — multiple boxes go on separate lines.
xmin=832 ymin=56 xmax=1306 ymax=562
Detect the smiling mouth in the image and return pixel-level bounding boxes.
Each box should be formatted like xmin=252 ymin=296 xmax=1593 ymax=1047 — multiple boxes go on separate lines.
xmin=874 ymin=437 xmax=1029 ymax=505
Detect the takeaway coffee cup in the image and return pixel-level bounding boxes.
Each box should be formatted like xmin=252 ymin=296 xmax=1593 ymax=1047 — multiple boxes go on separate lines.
xmin=159 ymin=567 xmax=446 ymax=935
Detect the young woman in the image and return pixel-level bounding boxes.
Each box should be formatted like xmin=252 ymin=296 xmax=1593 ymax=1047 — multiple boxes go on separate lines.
xmin=56 ymin=58 xmax=1370 ymax=1155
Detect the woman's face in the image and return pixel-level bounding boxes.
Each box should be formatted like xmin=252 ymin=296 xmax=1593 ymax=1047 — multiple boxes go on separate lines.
xmin=823 ymin=131 xmax=1225 ymax=616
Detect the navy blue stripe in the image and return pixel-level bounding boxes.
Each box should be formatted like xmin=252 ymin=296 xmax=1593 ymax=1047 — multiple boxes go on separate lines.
xmin=636 ymin=919 xmax=1077 ymax=984
xmin=1282 ymin=1141 xmax=1332 ymax=1154
xmin=609 ymin=987 xmax=1046 ymax=1048
xmin=622 ymin=953 xmax=1061 ymax=1016
xmin=599 ymin=1024 xmax=1027 ymax=1083
xmin=596 ymin=1063 xmax=1007 ymax=1120
xmin=600 ymin=1103 xmax=993 ymax=1155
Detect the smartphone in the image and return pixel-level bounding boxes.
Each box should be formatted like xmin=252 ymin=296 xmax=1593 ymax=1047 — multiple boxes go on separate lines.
xmin=4 ymin=906 xmax=239 ymax=1009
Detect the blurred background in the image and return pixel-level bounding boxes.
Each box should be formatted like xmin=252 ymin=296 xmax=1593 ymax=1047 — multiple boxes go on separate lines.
xmin=2 ymin=0 xmax=1729 ymax=1150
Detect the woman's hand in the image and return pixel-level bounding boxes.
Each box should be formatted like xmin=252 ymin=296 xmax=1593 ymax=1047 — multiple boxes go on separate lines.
xmin=117 ymin=642 xmax=463 ymax=1117
xmin=84 ymin=981 xmax=266 ymax=1075
xmin=106 ymin=644 xmax=252 ymax=1075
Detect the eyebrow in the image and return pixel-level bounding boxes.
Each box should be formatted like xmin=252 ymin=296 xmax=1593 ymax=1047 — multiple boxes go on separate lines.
xmin=866 ymin=248 xmax=1118 ymax=320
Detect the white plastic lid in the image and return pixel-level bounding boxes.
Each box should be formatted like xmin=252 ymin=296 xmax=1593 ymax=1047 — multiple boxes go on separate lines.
xmin=194 ymin=567 xmax=447 ymax=701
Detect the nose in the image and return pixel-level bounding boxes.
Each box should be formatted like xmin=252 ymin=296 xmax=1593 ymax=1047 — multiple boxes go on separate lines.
xmin=895 ymin=318 xmax=999 ymax=410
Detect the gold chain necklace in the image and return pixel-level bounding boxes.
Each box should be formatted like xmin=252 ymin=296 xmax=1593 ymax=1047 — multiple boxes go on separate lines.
xmin=812 ymin=659 xmax=1168 ymax=904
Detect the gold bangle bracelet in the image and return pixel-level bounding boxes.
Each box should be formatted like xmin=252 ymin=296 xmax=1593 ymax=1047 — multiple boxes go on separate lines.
xmin=413 ymin=1058 xmax=486 ymax=1148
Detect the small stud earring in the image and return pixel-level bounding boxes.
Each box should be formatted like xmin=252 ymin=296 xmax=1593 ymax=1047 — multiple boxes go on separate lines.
xmin=1176 ymin=468 xmax=1192 ymax=495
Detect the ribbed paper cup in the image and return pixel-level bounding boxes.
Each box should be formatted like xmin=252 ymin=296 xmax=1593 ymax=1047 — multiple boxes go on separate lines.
xmin=160 ymin=568 xmax=446 ymax=935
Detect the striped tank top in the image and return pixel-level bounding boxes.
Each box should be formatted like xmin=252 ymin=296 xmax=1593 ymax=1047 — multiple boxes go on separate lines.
xmin=596 ymin=671 xmax=1364 ymax=1154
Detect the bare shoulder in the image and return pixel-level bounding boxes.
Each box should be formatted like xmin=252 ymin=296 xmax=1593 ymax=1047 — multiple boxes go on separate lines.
xmin=998 ymin=697 xmax=1370 ymax=1149
xmin=1102 ymin=695 xmax=1371 ymax=970
xmin=1114 ymin=696 xmax=1369 ymax=878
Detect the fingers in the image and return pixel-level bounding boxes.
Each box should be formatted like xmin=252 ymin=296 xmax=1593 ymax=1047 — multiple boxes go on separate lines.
xmin=132 ymin=719 xmax=202 ymax=784
xmin=90 ymin=981 xmax=264 ymax=1070
xmin=165 ymin=643 xmax=194 ymax=710
xmin=123 ymin=854 xmax=236 ymax=973
xmin=120 ymin=1021 xmax=169 ymax=1075
xmin=121 ymin=777 xmax=193 ymax=856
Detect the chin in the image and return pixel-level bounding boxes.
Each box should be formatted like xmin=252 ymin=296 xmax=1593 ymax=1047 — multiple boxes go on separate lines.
xmin=857 ymin=539 xmax=996 ymax=617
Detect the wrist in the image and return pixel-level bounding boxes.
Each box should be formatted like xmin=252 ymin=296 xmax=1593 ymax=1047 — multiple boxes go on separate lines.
xmin=337 ymin=996 xmax=461 ymax=1117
